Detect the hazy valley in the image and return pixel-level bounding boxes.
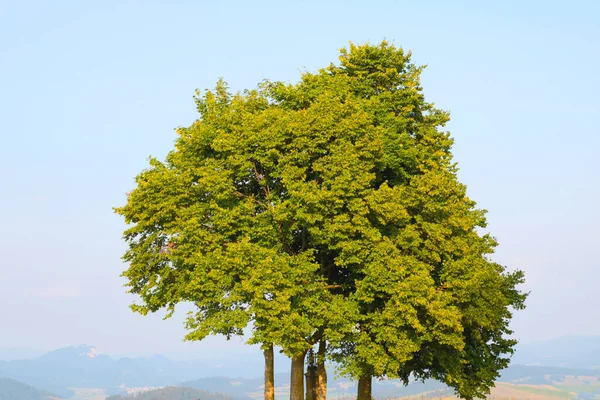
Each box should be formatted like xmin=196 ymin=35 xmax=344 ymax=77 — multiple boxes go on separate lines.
xmin=1 ymin=336 xmax=599 ymax=400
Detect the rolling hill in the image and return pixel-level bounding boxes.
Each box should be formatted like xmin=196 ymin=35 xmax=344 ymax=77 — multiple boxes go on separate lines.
xmin=106 ymin=386 xmax=232 ymax=400
xmin=0 ymin=377 xmax=61 ymax=400
xmin=1 ymin=338 xmax=600 ymax=399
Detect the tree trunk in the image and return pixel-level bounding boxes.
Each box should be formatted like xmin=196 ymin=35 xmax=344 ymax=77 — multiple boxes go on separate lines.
xmin=264 ymin=344 xmax=275 ymax=400
xmin=306 ymin=349 xmax=317 ymax=400
xmin=290 ymin=352 xmax=307 ymax=400
xmin=315 ymin=340 xmax=327 ymax=400
xmin=357 ymin=375 xmax=372 ymax=400
xmin=305 ymin=369 xmax=315 ymax=400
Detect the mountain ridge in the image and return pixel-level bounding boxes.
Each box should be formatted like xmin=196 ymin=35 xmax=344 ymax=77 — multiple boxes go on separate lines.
xmin=512 ymin=335 xmax=600 ymax=369
xmin=1 ymin=337 xmax=599 ymax=398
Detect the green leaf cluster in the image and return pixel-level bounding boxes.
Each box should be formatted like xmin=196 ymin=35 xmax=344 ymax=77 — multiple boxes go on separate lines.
xmin=115 ymin=41 xmax=526 ymax=399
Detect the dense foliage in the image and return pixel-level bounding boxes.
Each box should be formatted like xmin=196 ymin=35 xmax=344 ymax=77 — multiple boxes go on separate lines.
xmin=116 ymin=41 xmax=526 ymax=399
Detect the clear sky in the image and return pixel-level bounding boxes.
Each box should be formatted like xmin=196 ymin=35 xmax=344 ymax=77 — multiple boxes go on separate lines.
xmin=1 ymin=0 xmax=598 ymax=360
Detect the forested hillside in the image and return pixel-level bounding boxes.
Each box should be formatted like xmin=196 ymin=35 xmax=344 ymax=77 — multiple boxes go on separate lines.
xmin=0 ymin=378 xmax=60 ymax=400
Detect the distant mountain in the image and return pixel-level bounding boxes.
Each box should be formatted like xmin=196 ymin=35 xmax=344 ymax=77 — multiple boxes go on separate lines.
xmin=36 ymin=344 xmax=104 ymax=362
xmin=512 ymin=336 xmax=600 ymax=369
xmin=499 ymin=364 xmax=600 ymax=384
xmin=105 ymin=365 xmax=600 ymax=400
xmin=0 ymin=377 xmax=61 ymax=400
xmin=106 ymin=386 xmax=232 ymax=400
xmin=0 ymin=345 xmax=113 ymax=397
xmin=182 ymin=365 xmax=600 ymax=399
xmin=2 ymin=338 xmax=600 ymax=398
xmin=0 ymin=345 xmax=282 ymax=397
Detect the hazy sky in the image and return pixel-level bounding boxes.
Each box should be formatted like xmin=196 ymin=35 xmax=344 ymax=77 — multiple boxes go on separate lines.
xmin=1 ymin=0 xmax=598 ymax=360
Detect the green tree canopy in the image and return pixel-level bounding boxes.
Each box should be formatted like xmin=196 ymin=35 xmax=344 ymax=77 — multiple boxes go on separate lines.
xmin=116 ymin=41 xmax=526 ymax=400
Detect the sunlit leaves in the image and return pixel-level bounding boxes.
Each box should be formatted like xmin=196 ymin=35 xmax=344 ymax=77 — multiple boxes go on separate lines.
xmin=116 ymin=41 xmax=526 ymax=399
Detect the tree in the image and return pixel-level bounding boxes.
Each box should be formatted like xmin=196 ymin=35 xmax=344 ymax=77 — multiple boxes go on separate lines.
xmin=254 ymin=41 xmax=526 ymax=399
xmin=115 ymin=78 xmax=355 ymax=400
xmin=275 ymin=42 xmax=526 ymax=400
xmin=115 ymin=80 xmax=288 ymax=398
xmin=116 ymin=41 xmax=526 ymax=400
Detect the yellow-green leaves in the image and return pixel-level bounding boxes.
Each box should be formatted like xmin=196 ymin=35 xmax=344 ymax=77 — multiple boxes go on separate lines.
xmin=116 ymin=41 xmax=526 ymax=399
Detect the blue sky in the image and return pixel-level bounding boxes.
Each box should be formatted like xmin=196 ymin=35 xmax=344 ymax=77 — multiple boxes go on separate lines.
xmin=0 ymin=0 xmax=598 ymax=360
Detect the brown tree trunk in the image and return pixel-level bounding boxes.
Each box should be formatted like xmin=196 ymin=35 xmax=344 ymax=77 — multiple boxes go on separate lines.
xmin=264 ymin=344 xmax=275 ymax=400
xmin=315 ymin=340 xmax=327 ymax=400
xmin=357 ymin=375 xmax=372 ymax=400
xmin=290 ymin=352 xmax=307 ymax=400
xmin=305 ymin=369 xmax=315 ymax=400
xmin=306 ymin=349 xmax=317 ymax=400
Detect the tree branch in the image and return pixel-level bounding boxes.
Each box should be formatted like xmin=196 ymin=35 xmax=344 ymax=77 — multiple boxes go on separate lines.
xmin=308 ymin=328 xmax=324 ymax=346
xmin=234 ymin=191 xmax=269 ymax=209
xmin=251 ymin=160 xmax=273 ymax=205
